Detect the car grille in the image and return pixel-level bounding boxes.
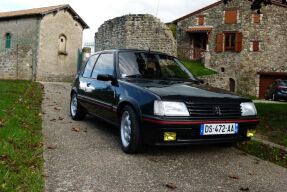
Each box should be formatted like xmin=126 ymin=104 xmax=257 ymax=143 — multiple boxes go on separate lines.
xmin=185 ymin=102 xmax=241 ymax=119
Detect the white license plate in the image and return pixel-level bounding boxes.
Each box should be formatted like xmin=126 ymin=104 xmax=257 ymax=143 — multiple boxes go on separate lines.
xmin=200 ymin=123 xmax=238 ymax=135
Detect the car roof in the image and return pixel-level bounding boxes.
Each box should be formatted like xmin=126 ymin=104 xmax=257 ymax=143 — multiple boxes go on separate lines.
xmin=92 ymin=49 xmax=174 ymax=57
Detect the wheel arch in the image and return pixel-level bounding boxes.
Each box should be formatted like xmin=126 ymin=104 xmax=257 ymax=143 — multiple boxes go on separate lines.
xmin=117 ymin=99 xmax=142 ymax=123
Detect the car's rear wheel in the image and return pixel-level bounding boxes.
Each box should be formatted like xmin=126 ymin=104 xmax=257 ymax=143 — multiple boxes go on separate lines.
xmin=120 ymin=106 xmax=142 ymax=154
xmin=272 ymin=94 xmax=278 ymax=101
xmin=70 ymin=93 xmax=86 ymax=120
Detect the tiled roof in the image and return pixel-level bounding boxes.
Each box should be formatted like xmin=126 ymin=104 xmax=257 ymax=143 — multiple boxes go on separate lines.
xmin=0 ymin=4 xmax=89 ymax=28
xmin=172 ymin=0 xmax=287 ymax=24
xmin=187 ymin=26 xmax=213 ymax=32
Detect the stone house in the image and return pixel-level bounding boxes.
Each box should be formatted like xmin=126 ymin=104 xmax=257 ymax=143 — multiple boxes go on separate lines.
xmin=173 ymin=0 xmax=287 ymax=98
xmin=0 ymin=5 xmax=88 ymax=81
xmin=95 ymin=14 xmax=176 ymax=56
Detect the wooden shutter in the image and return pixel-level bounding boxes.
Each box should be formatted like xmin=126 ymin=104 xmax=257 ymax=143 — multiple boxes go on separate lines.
xmin=235 ymin=32 xmax=242 ymax=52
xmin=253 ymin=14 xmax=261 ymax=23
xmin=215 ymin=33 xmax=224 ymax=52
xmin=197 ymin=16 xmax=204 ymax=25
xmin=253 ymin=41 xmax=259 ymax=52
xmin=225 ymin=10 xmax=237 ymax=24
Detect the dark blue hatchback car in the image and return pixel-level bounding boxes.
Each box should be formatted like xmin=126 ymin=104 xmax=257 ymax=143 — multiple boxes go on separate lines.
xmin=70 ymin=49 xmax=259 ymax=154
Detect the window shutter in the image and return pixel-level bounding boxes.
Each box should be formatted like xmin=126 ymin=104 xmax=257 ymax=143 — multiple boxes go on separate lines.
xmin=225 ymin=10 xmax=237 ymax=24
xmin=253 ymin=41 xmax=259 ymax=52
xmin=253 ymin=14 xmax=261 ymax=23
xmin=235 ymin=32 xmax=242 ymax=52
xmin=197 ymin=16 xmax=204 ymax=25
xmin=215 ymin=33 xmax=224 ymax=52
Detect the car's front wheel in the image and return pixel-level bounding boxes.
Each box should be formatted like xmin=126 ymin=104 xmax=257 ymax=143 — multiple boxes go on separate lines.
xmin=120 ymin=106 xmax=143 ymax=154
xmin=70 ymin=93 xmax=86 ymax=120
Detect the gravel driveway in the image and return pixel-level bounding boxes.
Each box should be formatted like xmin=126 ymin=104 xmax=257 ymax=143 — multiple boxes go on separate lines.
xmin=42 ymin=82 xmax=287 ymax=192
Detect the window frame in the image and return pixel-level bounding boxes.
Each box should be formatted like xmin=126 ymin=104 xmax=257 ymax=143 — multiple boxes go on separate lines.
xmin=250 ymin=41 xmax=261 ymax=52
xmin=82 ymin=54 xmax=99 ymax=78
xmin=91 ymin=52 xmax=115 ymax=79
xmin=5 ymin=33 xmax=12 ymax=49
xmin=224 ymin=32 xmax=236 ymax=51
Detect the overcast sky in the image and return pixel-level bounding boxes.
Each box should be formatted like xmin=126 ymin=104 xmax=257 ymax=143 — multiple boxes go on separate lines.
xmin=0 ymin=0 xmax=218 ymax=43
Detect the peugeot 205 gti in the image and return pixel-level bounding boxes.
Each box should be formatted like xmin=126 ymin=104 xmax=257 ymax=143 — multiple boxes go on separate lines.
xmin=70 ymin=49 xmax=259 ymax=154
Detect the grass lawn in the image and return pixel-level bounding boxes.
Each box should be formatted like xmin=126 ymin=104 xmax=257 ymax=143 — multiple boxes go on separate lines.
xmin=255 ymin=103 xmax=287 ymax=147
xmin=181 ymin=59 xmax=217 ymax=77
xmin=237 ymin=141 xmax=287 ymax=168
xmin=237 ymin=102 xmax=287 ymax=168
xmin=0 ymin=80 xmax=44 ymax=191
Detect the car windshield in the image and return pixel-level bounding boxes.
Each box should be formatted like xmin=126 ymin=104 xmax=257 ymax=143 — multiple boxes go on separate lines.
xmin=118 ymin=51 xmax=196 ymax=81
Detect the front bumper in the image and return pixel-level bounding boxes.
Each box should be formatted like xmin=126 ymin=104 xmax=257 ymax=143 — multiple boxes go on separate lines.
xmin=141 ymin=117 xmax=259 ymax=146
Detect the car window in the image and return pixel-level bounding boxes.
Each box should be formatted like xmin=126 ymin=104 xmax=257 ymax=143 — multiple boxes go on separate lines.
xmin=91 ymin=53 xmax=114 ymax=79
xmin=119 ymin=51 xmax=195 ymax=80
xmin=279 ymin=81 xmax=287 ymax=86
xmin=83 ymin=55 xmax=99 ymax=78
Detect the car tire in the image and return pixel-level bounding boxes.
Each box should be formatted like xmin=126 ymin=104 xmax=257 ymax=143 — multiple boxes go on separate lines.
xmin=120 ymin=106 xmax=143 ymax=154
xmin=272 ymin=94 xmax=278 ymax=101
xmin=70 ymin=93 xmax=86 ymax=120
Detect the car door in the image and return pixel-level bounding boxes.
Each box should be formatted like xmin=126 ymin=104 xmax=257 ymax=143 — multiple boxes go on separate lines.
xmin=77 ymin=54 xmax=99 ymax=113
xmin=89 ymin=52 xmax=117 ymax=122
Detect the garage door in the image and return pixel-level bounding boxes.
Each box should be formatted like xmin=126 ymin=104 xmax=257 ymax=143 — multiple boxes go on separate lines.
xmin=259 ymin=72 xmax=287 ymax=99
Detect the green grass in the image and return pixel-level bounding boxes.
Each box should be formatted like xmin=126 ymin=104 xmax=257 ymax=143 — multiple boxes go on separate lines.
xmin=237 ymin=141 xmax=287 ymax=168
xmin=0 ymin=80 xmax=44 ymax=192
xmin=181 ymin=59 xmax=217 ymax=77
xmin=255 ymin=103 xmax=287 ymax=147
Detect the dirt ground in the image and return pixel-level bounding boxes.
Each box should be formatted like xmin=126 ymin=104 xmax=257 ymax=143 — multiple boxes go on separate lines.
xmin=42 ymin=82 xmax=287 ymax=192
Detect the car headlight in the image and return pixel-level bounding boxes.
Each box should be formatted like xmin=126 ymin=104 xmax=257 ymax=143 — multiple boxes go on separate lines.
xmin=154 ymin=100 xmax=189 ymax=116
xmin=240 ymin=102 xmax=257 ymax=116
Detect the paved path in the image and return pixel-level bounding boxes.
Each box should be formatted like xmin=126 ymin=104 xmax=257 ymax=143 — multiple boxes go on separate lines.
xmin=42 ymin=82 xmax=287 ymax=192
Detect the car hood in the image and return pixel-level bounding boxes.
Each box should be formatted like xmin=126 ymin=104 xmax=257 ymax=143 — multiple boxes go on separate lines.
xmin=127 ymin=79 xmax=248 ymax=102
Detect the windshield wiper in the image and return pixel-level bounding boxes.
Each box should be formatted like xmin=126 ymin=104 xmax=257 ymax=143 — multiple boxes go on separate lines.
xmin=125 ymin=74 xmax=143 ymax=78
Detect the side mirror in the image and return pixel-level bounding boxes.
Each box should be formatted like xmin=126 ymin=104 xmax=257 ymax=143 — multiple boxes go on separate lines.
xmin=97 ymin=74 xmax=117 ymax=85
xmin=97 ymin=74 xmax=116 ymax=82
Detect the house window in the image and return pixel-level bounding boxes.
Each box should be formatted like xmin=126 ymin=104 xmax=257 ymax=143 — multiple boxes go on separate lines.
xmin=224 ymin=10 xmax=238 ymax=24
xmin=215 ymin=32 xmax=242 ymax=52
xmin=5 ymin=33 xmax=11 ymax=49
xmin=250 ymin=41 xmax=260 ymax=52
xmin=197 ymin=16 xmax=205 ymax=25
xmin=225 ymin=33 xmax=236 ymax=51
xmin=58 ymin=34 xmax=67 ymax=55
xmin=252 ymin=13 xmax=261 ymax=24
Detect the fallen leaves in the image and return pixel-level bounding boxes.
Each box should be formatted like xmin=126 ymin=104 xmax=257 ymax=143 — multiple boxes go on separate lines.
xmin=54 ymin=107 xmax=60 ymax=111
xmin=240 ymin=187 xmax=250 ymax=191
xmin=47 ymin=145 xmax=57 ymax=150
xmin=165 ymin=182 xmax=177 ymax=190
xmin=228 ymin=174 xmax=240 ymax=180
xmin=58 ymin=117 xmax=64 ymax=120
xmin=50 ymin=118 xmax=56 ymax=122
xmin=0 ymin=120 xmax=4 ymax=128
xmin=72 ymin=127 xmax=81 ymax=132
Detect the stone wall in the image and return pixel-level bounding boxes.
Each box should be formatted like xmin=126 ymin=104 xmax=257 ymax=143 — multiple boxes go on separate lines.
xmin=176 ymin=0 xmax=287 ymax=96
xmin=37 ymin=10 xmax=83 ymax=81
xmin=0 ymin=17 xmax=39 ymax=80
xmin=95 ymin=14 xmax=176 ymax=56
